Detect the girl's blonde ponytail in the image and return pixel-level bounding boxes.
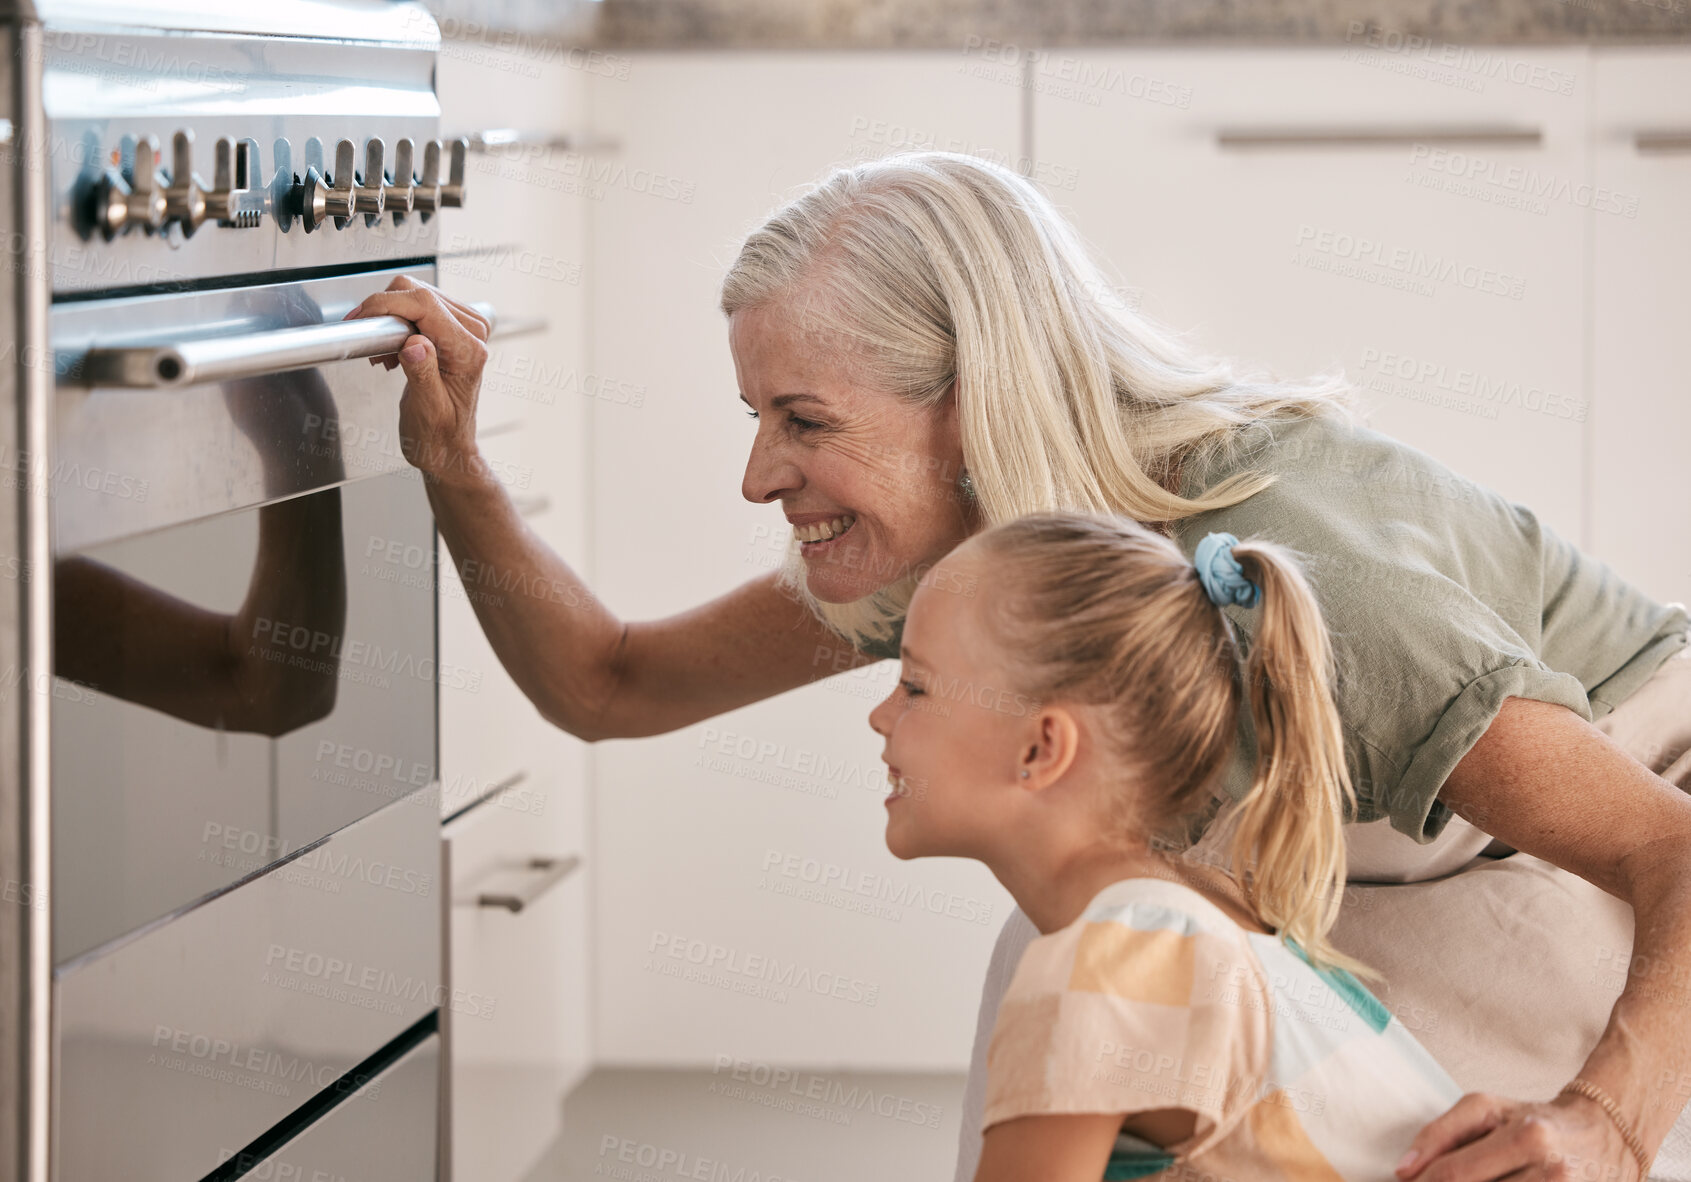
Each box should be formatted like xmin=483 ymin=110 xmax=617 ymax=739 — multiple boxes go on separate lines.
xmin=973 ymin=513 xmax=1372 ymax=979
xmin=1221 ymin=541 xmax=1371 ymax=978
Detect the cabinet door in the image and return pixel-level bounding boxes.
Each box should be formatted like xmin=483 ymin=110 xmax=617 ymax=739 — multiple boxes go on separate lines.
xmin=586 ymin=52 xmax=1019 ymax=1068
xmin=1033 ymin=47 xmax=1592 ymax=543
xmin=1591 ymin=48 xmax=1691 ymax=607
xmin=443 ymin=782 xmax=587 ymax=1182
xmin=434 ymin=36 xmax=594 ymax=1182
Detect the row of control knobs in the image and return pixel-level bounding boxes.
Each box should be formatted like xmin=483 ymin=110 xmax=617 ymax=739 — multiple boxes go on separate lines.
xmin=92 ymin=129 xmax=468 ymax=239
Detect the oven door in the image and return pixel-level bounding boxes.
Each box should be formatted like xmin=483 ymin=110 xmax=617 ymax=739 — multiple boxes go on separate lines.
xmin=50 ymin=263 xmax=444 ymax=963
xmin=49 ymin=265 xmax=449 ymax=1180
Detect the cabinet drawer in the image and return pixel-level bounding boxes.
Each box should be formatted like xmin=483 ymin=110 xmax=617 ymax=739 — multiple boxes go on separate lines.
xmin=1035 ymin=47 xmax=1592 ymax=542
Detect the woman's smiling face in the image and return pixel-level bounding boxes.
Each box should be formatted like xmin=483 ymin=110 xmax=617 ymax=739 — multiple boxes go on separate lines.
xmin=731 ymin=300 xmax=978 ymax=604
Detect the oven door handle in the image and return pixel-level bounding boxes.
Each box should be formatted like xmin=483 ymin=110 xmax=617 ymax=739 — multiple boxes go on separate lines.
xmin=73 ymin=300 xmax=547 ymax=389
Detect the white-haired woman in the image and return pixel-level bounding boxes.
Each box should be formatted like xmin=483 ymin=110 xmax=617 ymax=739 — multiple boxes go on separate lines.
xmin=350 ymin=151 xmax=1691 ymax=1182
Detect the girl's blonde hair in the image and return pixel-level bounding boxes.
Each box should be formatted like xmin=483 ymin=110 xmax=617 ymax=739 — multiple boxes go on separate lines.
xmin=720 ymin=150 xmax=1356 ymax=656
xmin=972 ymin=511 xmax=1369 ymax=978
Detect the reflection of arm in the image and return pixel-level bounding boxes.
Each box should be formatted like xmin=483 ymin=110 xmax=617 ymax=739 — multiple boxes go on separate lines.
xmin=55 ymin=486 xmax=346 ymax=737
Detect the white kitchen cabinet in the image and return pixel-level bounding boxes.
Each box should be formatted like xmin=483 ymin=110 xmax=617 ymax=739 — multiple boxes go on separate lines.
xmin=1033 ymin=47 xmax=1593 ymax=545
xmin=434 ymin=35 xmax=594 ymax=1182
xmin=442 ymin=774 xmax=587 ymax=1182
xmin=1591 ymin=48 xmax=1691 ymax=607
xmin=584 ymin=53 xmax=1019 ymax=1069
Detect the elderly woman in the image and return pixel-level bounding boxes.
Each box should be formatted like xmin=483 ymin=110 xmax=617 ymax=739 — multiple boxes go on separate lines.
xmin=350 ymin=151 xmax=1691 ymax=1182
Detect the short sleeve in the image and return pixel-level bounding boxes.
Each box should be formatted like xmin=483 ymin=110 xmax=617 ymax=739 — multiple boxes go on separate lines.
xmin=1255 ymin=516 xmax=1590 ymax=844
xmin=981 ymin=897 xmax=1272 ymax=1160
xmin=1175 ymin=414 xmax=1605 ymax=844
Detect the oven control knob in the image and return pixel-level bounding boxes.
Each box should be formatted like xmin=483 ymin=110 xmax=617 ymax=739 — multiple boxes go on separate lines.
xmin=203 ymin=136 xmax=263 ymax=229
xmin=353 ymin=137 xmax=386 ymax=222
xmin=440 ymin=136 xmax=467 ymax=209
xmin=94 ymin=133 xmax=167 ymax=239
xmin=411 ymin=139 xmax=442 ymax=219
xmin=163 ymin=130 xmax=208 ymax=236
xmin=292 ymin=138 xmax=356 ymax=232
xmin=383 ymin=137 xmax=415 ymax=219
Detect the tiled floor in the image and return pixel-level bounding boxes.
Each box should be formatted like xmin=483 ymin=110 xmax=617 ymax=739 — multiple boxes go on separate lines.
xmin=523 ymin=1067 xmax=967 ymax=1182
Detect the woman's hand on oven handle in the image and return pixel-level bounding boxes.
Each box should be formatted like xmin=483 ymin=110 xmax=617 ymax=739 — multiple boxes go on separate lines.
xmin=1395 ymin=1090 xmax=1639 ymax=1182
xmin=344 ymin=274 xmax=491 ymax=486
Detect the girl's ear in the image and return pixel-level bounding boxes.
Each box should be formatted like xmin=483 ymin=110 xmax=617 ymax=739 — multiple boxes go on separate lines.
xmin=1017 ymin=705 xmax=1083 ymax=789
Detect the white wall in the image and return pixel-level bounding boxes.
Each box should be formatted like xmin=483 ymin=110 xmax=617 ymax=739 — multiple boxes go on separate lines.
xmin=585 ymin=53 xmax=1021 ymax=1069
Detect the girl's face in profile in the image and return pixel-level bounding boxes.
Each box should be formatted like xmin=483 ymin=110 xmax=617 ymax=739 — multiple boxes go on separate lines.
xmin=869 ymin=544 xmax=1032 ymax=862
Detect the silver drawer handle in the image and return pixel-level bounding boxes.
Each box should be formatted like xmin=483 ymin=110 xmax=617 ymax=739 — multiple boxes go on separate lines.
xmin=71 ymin=300 xmax=547 ymax=389
xmin=1635 ymin=131 xmax=1691 ymax=153
xmin=464 ymin=854 xmax=581 ymax=913
xmin=456 ymin=128 xmax=621 ymax=155
xmin=1216 ymin=124 xmax=1542 ymax=148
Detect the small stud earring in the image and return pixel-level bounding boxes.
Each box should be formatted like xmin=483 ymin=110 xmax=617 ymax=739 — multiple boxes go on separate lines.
xmin=957 ymin=466 xmax=977 ymax=502
xmin=1019 ymin=770 xmax=1029 ymax=779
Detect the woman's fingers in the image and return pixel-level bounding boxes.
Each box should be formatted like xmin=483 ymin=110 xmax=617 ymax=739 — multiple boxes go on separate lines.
xmin=346 ymin=275 xmax=490 ymax=482
xmin=1408 ymin=1117 xmax=1558 ymax=1182
xmin=343 ymin=277 xmax=490 ymax=346
xmin=394 ymin=273 xmax=492 ymax=340
xmin=1398 ymin=1093 xmax=1509 ymax=1178
xmin=344 ymin=288 xmax=488 ymax=373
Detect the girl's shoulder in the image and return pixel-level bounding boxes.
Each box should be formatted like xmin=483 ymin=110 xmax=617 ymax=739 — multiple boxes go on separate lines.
xmin=987 ymin=877 xmax=1278 ymax=1147
xmin=1077 ymin=875 xmax=1257 ymax=941
xmin=1008 ymin=876 xmax=1267 ymax=1005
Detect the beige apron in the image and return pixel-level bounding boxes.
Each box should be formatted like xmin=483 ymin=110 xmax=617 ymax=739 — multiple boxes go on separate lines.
xmin=951 ymin=643 xmax=1691 ymax=1182
xmin=1325 ymin=643 xmax=1691 ymax=1180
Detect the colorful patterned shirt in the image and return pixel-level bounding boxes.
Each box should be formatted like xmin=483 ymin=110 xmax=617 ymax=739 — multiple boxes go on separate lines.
xmin=983 ymin=876 xmax=1463 ymax=1180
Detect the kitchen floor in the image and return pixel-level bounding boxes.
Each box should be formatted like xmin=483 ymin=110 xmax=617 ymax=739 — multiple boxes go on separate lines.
xmin=522 ymin=1068 xmax=967 ymax=1182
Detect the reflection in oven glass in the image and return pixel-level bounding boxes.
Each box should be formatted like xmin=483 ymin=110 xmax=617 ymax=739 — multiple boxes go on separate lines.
xmin=52 ymin=468 xmax=437 ymax=964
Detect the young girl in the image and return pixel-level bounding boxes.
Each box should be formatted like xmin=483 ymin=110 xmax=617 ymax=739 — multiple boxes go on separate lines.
xmin=868 ymin=511 xmax=1464 ymax=1182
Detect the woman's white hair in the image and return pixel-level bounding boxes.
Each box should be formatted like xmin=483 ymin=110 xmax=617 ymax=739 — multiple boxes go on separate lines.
xmin=720 ymin=150 xmax=1356 ymax=657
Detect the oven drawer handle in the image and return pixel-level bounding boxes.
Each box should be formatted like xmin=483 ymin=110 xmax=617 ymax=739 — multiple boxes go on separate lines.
xmin=75 ymin=300 xmax=548 ymax=389
xmin=465 ymin=854 xmax=581 ymax=913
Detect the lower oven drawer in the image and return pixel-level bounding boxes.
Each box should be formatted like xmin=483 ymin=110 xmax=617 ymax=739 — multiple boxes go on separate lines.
xmin=217 ymin=1029 xmax=441 ymax=1182
xmin=53 ymin=787 xmax=441 ymax=1182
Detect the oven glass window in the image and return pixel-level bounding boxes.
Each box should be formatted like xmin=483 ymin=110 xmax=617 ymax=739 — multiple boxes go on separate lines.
xmin=52 ymin=469 xmax=437 ymax=964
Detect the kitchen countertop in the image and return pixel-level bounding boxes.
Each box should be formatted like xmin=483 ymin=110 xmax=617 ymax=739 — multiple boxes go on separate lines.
xmin=576 ymin=0 xmax=1691 ymax=48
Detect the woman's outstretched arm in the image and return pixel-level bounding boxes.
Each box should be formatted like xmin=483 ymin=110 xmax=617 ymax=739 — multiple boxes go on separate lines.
xmin=349 ymin=275 xmax=884 ymax=743
xmin=1399 ymin=696 xmax=1691 ymax=1182
xmin=426 ymin=454 xmax=880 ymax=741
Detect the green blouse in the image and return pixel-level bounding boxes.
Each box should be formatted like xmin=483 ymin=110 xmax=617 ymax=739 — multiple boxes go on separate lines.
xmin=854 ymin=409 xmax=1688 ymax=843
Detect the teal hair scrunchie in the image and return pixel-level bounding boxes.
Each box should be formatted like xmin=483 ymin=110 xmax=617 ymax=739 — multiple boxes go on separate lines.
xmin=1193 ymin=531 xmax=1260 ymax=609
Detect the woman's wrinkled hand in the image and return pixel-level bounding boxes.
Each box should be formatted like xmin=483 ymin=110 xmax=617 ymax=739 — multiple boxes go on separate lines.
xmin=343 ymin=274 xmax=491 ymax=485
xmin=1397 ymin=1091 xmax=1641 ymax=1182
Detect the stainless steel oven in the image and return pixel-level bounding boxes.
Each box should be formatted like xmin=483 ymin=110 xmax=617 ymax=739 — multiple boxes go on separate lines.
xmin=0 ymin=3 xmax=501 ymax=1178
